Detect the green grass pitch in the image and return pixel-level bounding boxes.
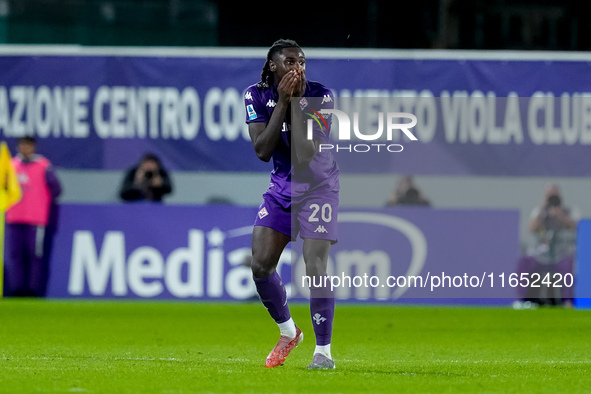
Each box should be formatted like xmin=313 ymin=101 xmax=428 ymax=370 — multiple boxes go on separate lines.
xmin=1 ymin=300 xmax=590 ymax=393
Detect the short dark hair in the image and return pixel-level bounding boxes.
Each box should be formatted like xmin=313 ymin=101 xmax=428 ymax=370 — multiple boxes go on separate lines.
xmin=140 ymin=152 xmax=161 ymax=165
xmin=257 ymin=39 xmax=302 ymax=89
xmin=18 ymin=136 xmax=36 ymax=144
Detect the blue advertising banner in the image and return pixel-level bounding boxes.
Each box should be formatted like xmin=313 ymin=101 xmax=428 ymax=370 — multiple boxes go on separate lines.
xmin=1 ymin=47 xmax=590 ymax=176
xmin=47 ymin=204 xmax=521 ymax=302
xmin=575 ymin=219 xmax=591 ymax=307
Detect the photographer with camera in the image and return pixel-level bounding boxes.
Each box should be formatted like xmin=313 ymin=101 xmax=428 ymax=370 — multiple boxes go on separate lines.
xmin=385 ymin=175 xmax=431 ymax=207
xmin=529 ymin=188 xmax=577 ymax=234
xmin=119 ymin=153 xmax=173 ymax=202
xmin=514 ymin=183 xmax=579 ymax=308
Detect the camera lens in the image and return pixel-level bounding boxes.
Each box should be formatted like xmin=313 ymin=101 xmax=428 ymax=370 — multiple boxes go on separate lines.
xmin=547 ymin=195 xmax=561 ymax=207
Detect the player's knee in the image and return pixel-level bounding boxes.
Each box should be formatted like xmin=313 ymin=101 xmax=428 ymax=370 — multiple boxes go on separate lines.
xmin=303 ymin=247 xmax=329 ymax=276
xmin=305 ymin=263 xmax=326 ymax=278
xmin=251 ymin=257 xmax=275 ymax=278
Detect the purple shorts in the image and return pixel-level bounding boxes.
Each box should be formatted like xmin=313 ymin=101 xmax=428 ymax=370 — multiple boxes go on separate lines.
xmin=254 ymin=191 xmax=339 ymax=243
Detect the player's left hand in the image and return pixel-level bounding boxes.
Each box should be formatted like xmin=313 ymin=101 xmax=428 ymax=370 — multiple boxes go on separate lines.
xmin=291 ymin=68 xmax=306 ymax=98
xmin=277 ymin=70 xmax=299 ymax=104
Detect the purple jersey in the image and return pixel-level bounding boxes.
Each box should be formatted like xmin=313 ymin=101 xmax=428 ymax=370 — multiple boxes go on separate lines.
xmin=244 ymin=80 xmax=339 ymax=202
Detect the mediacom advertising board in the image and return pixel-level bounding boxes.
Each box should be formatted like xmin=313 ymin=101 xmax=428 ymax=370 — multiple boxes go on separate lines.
xmin=47 ymin=204 xmax=520 ymax=303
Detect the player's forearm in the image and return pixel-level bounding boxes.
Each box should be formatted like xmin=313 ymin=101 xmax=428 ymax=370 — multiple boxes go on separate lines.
xmin=252 ymin=104 xmax=288 ymax=162
xmin=290 ymin=105 xmax=317 ymax=164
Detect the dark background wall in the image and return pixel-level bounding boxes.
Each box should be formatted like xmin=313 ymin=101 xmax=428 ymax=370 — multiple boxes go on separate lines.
xmin=0 ymin=0 xmax=589 ymax=50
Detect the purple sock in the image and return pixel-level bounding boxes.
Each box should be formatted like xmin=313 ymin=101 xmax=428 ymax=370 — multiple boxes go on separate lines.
xmin=253 ymin=271 xmax=291 ymax=324
xmin=310 ymin=280 xmax=335 ymax=346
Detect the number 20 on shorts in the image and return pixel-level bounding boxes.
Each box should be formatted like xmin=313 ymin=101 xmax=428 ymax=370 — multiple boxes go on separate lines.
xmin=308 ymin=203 xmax=332 ymax=223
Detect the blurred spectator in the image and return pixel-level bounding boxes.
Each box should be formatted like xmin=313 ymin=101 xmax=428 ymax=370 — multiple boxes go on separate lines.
xmin=206 ymin=196 xmax=234 ymax=205
xmin=386 ymin=176 xmax=430 ymax=206
xmin=514 ymin=183 xmax=580 ymax=309
xmin=119 ymin=153 xmax=173 ymax=202
xmin=4 ymin=136 xmax=62 ymax=297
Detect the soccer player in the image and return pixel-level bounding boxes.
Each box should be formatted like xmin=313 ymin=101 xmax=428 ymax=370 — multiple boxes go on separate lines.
xmin=244 ymin=39 xmax=339 ymax=369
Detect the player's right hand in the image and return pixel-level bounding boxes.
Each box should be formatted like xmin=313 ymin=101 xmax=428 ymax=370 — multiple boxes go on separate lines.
xmin=277 ymin=70 xmax=299 ymax=104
